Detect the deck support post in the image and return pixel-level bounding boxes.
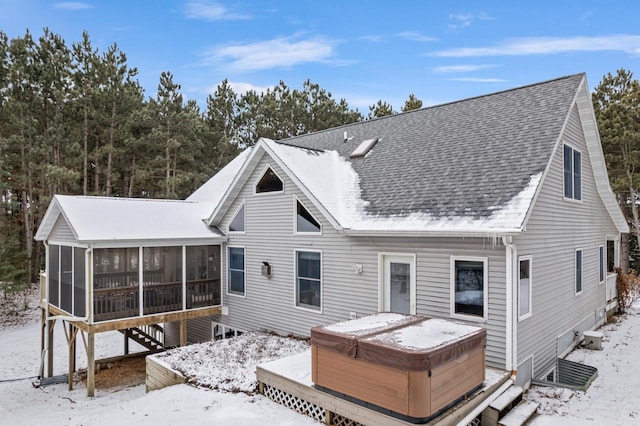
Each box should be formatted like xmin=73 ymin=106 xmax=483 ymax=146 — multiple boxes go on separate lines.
xmin=324 ymin=410 xmax=334 ymax=425
xmin=47 ymin=318 xmax=55 ymax=378
xmin=87 ymin=331 xmax=95 ymax=397
xmin=66 ymin=322 xmax=78 ymax=391
xmin=39 ymin=308 xmax=46 ymax=378
xmin=124 ymin=329 xmax=129 ymax=355
xmin=180 ymin=320 xmax=187 ymax=347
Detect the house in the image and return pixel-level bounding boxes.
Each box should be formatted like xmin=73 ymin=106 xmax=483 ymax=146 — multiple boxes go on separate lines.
xmin=35 ymin=73 xmax=627 ymax=392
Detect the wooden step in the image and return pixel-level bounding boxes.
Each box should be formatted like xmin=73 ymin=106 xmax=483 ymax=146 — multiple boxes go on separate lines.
xmin=491 ymin=385 xmax=524 ymax=411
xmin=482 ymin=385 xmax=524 ymax=425
xmin=498 ymin=400 xmax=539 ymax=426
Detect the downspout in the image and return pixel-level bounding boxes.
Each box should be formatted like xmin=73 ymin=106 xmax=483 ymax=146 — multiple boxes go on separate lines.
xmin=458 ymin=237 xmax=520 ymax=426
xmin=502 ymin=236 xmax=518 ymax=374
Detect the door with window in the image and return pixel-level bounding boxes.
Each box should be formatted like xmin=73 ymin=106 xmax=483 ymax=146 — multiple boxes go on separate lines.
xmin=381 ymin=254 xmax=416 ymax=314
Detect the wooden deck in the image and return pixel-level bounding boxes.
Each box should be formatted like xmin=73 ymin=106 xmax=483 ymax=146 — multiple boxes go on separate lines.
xmin=256 ymin=350 xmax=511 ymax=426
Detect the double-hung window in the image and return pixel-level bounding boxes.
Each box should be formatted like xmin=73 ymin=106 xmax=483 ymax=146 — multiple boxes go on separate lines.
xmin=563 ymin=144 xmax=582 ymax=200
xmin=228 ymin=247 xmax=245 ymax=296
xmin=296 ymin=250 xmax=321 ymax=311
xmin=518 ymin=256 xmax=532 ymax=320
xmin=451 ymin=257 xmax=488 ymax=320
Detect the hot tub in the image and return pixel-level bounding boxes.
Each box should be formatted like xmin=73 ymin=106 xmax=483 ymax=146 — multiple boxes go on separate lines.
xmin=311 ymin=315 xmax=486 ymax=423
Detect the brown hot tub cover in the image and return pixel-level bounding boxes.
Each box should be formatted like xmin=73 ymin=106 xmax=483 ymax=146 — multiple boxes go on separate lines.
xmin=357 ymin=318 xmax=486 ymax=371
xmin=310 ymin=312 xmax=424 ymax=358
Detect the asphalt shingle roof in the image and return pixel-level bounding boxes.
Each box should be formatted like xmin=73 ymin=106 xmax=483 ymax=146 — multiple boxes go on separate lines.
xmin=278 ymin=74 xmax=584 ymax=220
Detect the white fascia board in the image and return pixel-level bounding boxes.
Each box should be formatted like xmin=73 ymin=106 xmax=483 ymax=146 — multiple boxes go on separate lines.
xmin=342 ymin=228 xmax=522 ymax=238
xmin=208 ymin=138 xmax=343 ymax=231
xmin=575 ymin=76 xmax=629 ymax=234
xmin=520 ymin=82 xmax=581 ymax=233
xmin=261 ymin=139 xmax=343 ymax=231
xmin=86 ymin=236 xmax=228 ymax=249
xmin=206 ymin=146 xmax=256 ymax=226
xmin=34 ymin=196 xmax=81 ymax=241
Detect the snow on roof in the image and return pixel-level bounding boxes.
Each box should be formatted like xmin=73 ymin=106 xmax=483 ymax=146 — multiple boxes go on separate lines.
xmin=362 ymin=318 xmax=483 ymax=351
xmin=186 ymin=148 xmax=252 ymax=204
xmin=50 ymin=195 xmax=224 ymax=242
xmin=265 ymin=138 xmax=542 ymax=234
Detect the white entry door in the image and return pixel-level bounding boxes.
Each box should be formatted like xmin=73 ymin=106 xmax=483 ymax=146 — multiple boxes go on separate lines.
xmin=381 ymin=254 xmax=416 ymax=314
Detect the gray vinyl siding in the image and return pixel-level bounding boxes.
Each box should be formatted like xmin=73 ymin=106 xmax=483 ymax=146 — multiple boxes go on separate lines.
xmin=514 ymin=104 xmax=618 ymax=382
xmin=164 ymin=318 xmax=212 ymax=347
xmin=50 ymin=216 xmax=76 ymax=243
xmin=211 ymin=155 xmax=508 ymax=369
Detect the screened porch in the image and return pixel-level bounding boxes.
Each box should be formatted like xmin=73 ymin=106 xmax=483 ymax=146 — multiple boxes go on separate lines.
xmin=47 ymin=244 xmax=221 ymax=323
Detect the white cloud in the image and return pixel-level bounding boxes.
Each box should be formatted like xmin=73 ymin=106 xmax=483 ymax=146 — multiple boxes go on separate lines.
xmin=449 ymin=77 xmax=507 ymax=83
xmin=54 ymin=2 xmax=93 ymax=10
xmin=184 ymin=1 xmax=250 ymax=21
xmin=395 ymin=31 xmax=437 ymax=42
xmin=433 ymin=64 xmax=498 ymax=73
xmin=227 ymin=81 xmax=270 ymax=95
xmin=449 ymin=12 xmax=493 ymax=30
xmin=207 ymin=36 xmax=338 ymax=71
xmin=435 ymin=34 xmax=640 ymax=57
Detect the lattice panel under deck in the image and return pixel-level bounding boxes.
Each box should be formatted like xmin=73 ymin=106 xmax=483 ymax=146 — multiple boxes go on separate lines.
xmin=263 ymin=384 xmax=325 ymax=423
xmin=262 ymin=384 xmax=363 ymax=426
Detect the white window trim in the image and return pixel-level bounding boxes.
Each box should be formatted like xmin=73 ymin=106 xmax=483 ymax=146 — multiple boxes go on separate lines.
xmin=294 ymin=249 xmax=323 ymax=313
xmin=599 ymin=245 xmax=605 ymax=284
xmin=254 ymin=164 xmax=285 ymax=195
xmin=226 ymin=245 xmax=246 ymax=298
xmin=518 ymin=255 xmax=533 ymax=321
xmin=377 ymin=252 xmax=417 ymax=315
xmin=575 ymin=248 xmax=583 ymax=295
xmin=228 ymin=201 xmax=246 ymax=234
xmin=293 ymin=196 xmax=322 ymax=235
xmin=562 ymin=143 xmax=583 ymax=203
xmin=450 ymin=256 xmax=489 ymax=322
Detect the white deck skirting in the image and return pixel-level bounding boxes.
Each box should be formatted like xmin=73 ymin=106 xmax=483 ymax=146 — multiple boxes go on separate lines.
xmin=257 ymin=350 xmax=511 ymax=426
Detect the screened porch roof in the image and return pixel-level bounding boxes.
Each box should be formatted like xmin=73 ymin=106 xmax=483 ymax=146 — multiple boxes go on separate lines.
xmin=35 ymin=195 xmax=226 ymax=244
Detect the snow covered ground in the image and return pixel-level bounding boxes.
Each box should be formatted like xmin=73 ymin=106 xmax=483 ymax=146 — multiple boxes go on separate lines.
xmin=527 ymin=303 xmax=640 ymax=425
xmin=1 ymin=286 xmax=639 ymax=425
xmin=0 ymin=288 xmax=315 ymax=425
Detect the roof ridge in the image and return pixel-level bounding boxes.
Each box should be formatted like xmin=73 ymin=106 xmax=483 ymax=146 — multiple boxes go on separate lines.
xmin=60 ymin=194 xmax=197 ymax=204
xmin=276 ymin=73 xmax=585 ymax=141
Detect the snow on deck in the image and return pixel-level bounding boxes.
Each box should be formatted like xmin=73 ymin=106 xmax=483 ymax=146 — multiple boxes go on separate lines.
xmin=155 ymin=332 xmax=309 ymax=393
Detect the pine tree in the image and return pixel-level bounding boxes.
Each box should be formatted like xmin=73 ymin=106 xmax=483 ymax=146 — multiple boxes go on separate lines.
xmin=593 ymin=69 xmax=640 ymax=271
xmin=402 ymin=94 xmax=423 ymax=112
xmin=368 ymin=100 xmax=394 ymax=119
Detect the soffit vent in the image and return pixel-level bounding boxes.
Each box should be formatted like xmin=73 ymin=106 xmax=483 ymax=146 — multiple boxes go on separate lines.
xmin=350 ymin=138 xmax=378 ymax=158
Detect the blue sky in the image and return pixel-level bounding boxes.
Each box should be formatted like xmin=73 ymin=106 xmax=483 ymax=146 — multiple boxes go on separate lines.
xmin=1 ymin=1 xmax=640 ymax=112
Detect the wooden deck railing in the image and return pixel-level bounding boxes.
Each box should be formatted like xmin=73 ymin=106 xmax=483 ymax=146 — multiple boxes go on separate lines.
xmin=93 ymin=277 xmax=221 ymax=322
xmin=187 ymin=279 xmax=221 ymax=309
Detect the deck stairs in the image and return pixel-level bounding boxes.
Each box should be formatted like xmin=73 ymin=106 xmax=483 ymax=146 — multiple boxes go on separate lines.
xmin=482 ymin=385 xmax=539 ymax=426
xmin=120 ymin=324 xmax=165 ymax=351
